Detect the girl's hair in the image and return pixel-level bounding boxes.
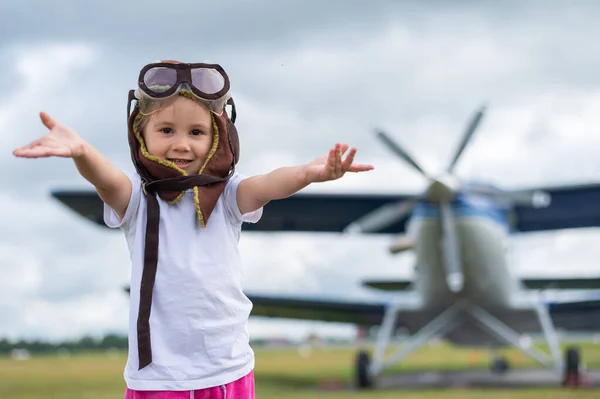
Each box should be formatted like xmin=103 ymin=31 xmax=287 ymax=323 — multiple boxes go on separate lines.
xmin=133 ymin=90 xmax=211 ymax=136
xmin=133 ymin=59 xmax=196 ymax=135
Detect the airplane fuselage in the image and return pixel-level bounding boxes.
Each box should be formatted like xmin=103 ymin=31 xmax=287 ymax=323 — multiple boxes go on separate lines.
xmin=397 ymin=192 xmax=547 ymax=346
xmin=408 ymin=193 xmax=522 ymax=310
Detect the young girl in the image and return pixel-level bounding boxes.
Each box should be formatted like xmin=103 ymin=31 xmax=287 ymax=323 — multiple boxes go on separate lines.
xmin=13 ymin=60 xmax=374 ymax=398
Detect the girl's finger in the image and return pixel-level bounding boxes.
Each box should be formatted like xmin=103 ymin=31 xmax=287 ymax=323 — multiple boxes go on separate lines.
xmin=13 ymin=147 xmax=52 ymax=158
xmin=341 ymin=148 xmax=357 ymax=170
xmin=40 ymin=112 xmax=57 ymax=131
xmin=334 ymin=144 xmax=343 ymax=176
xmin=15 ymin=146 xmax=71 ymax=158
xmin=348 ymin=164 xmax=374 ymax=172
xmin=327 ymin=148 xmax=336 ymax=174
xmin=14 ymin=137 xmax=46 ymax=152
xmin=339 ymin=143 xmax=349 ymax=155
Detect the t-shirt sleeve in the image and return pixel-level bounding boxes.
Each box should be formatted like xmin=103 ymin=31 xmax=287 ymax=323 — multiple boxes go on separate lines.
xmin=223 ymin=173 xmax=263 ymax=225
xmin=103 ymin=171 xmax=142 ymax=229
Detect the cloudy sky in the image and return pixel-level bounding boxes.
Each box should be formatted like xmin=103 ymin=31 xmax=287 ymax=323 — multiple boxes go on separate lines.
xmin=2 ymin=0 xmax=600 ymax=343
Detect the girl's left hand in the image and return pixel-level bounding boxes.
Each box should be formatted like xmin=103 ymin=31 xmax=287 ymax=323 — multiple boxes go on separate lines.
xmin=305 ymin=143 xmax=374 ymax=183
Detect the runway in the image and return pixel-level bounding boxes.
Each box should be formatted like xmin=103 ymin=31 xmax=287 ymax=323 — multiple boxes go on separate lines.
xmin=376 ymin=368 xmax=600 ymax=389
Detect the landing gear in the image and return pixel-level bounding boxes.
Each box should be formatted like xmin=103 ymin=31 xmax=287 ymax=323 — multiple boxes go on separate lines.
xmin=562 ymin=346 xmax=581 ymax=387
xmin=490 ymin=355 xmax=510 ymax=374
xmin=363 ymin=297 xmax=565 ymax=385
xmin=355 ymin=350 xmax=373 ymax=389
xmin=369 ymin=300 xmax=463 ymax=381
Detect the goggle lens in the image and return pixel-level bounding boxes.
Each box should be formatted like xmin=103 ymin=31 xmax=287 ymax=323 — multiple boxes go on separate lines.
xmin=191 ymin=68 xmax=225 ymax=95
xmin=143 ymin=67 xmax=178 ymax=93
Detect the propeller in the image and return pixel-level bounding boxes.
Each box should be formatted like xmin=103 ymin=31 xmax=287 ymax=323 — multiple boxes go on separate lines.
xmin=446 ymin=104 xmax=487 ymax=174
xmin=439 ymin=202 xmax=463 ymax=292
xmin=375 ymin=130 xmax=428 ymax=178
xmin=343 ymin=104 xmax=552 ymax=294
xmin=344 ymin=198 xmax=418 ymax=234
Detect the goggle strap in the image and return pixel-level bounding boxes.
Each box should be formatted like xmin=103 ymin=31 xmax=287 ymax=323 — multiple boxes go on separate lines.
xmin=227 ymin=97 xmax=236 ymax=124
xmin=127 ymin=89 xmax=136 ymax=119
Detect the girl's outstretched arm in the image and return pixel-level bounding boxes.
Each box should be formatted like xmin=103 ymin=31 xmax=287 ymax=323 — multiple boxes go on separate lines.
xmin=236 ymin=143 xmax=373 ymax=215
xmin=13 ymin=112 xmax=132 ymax=219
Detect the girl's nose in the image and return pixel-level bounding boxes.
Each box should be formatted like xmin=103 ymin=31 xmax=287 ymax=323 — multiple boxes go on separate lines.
xmin=171 ymin=136 xmax=191 ymax=152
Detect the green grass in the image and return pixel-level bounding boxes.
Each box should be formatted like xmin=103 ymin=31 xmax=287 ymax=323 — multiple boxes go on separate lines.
xmin=0 ymin=342 xmax=599 ymax=398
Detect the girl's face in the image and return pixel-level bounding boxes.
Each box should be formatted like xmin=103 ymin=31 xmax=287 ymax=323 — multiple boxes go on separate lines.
xmin=144 ymin=96 xmax=213 ymax=174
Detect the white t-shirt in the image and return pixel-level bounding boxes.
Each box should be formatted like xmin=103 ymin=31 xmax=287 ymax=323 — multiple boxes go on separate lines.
xmin=103 ymin=171 xmax=263 ymax=391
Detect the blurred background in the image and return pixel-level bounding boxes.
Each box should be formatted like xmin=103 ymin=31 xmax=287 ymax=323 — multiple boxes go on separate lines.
xmin=1 ymin=1 xmax=600 ymax=397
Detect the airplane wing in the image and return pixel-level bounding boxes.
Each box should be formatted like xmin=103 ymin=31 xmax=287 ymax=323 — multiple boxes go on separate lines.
xmin=521 ymin=277 xmax=600 ymax=290
xmin=51 ymin=189 xmax=415 ymax=234
xmin=548 ymin=293 xmax=600 ymax=331
xmin=51 ymin=182 xmax=600 ymax=234
xmin=250 ymin=290 xmax=600 ymax=338
xmin=248 ymin=294 xmax=386 ymax=325
xmin=52 ymin=190 xmax=105 ymax=227
xmin=122 ymin=285 xmax=423 ymax=329
xmin=361 ymin=279 xmax=413 ymax=291
xmin=241 ymin=192 xmax=415 ymax=233
xmin=512 ymin=183 xmax=600 ymax=232
xmin=246 ymin=292 xmax=424 ymax=330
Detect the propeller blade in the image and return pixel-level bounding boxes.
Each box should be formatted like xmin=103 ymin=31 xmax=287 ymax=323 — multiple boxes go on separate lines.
xmin=344 ymin=199 xmax=417 ymax=234
xmin=389 ymin=234 xmax=414 ymax=254
xmin=446 ymin=104 xmax=487 ymax=174
xmin=375 ymin=129 xmax=428 ymax=177
xmin=439 ymin=202 xmax=464 ymax=293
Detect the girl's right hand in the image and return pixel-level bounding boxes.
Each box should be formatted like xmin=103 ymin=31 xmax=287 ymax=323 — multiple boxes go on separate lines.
xmin=13 ymin=112 xmax=88 ymax=159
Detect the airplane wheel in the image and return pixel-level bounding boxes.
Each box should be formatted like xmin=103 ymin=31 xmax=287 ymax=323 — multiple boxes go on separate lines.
xmin=355 ymin=350 xmax=373 ymax=389
xmin=490 ymin=356 xmax=510 ymax=374
xmin=562 ymin=346 xmax=581 ymax=387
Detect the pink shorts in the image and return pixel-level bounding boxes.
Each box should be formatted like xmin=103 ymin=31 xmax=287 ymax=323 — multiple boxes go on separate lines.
xmin=124 ymin=370 xmax=254 ymax=399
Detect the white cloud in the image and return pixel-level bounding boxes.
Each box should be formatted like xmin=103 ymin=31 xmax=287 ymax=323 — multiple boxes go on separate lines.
xmin=7 ymin=291 xmax=128 ymax=342
xmin=0 ymin=244 xmax=43 ymax=303
xmin=0 ymin=42 xmax=96 ymax=150
xmin=456 ymin=90 xmax=600 ymax=188
xmin=15 ymin=44 xmax=95 ymax=92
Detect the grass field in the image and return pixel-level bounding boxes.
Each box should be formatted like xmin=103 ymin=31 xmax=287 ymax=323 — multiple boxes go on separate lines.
xmin=1 ymin=342 xmax=599 ymax=398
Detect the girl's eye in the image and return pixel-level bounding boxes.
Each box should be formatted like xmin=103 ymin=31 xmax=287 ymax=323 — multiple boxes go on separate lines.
xmin=190 ymin=129 xmax=203 ymax=136
xmin=161 ymin=127 xmax=172 ymax=134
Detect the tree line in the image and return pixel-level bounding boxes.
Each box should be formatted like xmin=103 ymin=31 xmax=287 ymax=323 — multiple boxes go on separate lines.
xmin=0 ymin=334 xmax=128 ymax=354
xmin=0 ymin=334 xmax=352 ymax=355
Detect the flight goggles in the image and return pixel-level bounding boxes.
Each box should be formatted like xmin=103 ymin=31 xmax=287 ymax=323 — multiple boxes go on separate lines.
xmin=132 ymin=62 xmax=232 ymax=116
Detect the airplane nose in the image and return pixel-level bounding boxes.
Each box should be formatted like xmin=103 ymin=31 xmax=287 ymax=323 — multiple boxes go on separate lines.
xmin=425 ymin=175 xmax=458 ymax=203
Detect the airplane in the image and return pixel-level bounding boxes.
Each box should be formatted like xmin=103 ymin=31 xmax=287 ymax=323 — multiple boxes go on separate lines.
xmin=50 ymin=104 xmax=600 ymax=388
